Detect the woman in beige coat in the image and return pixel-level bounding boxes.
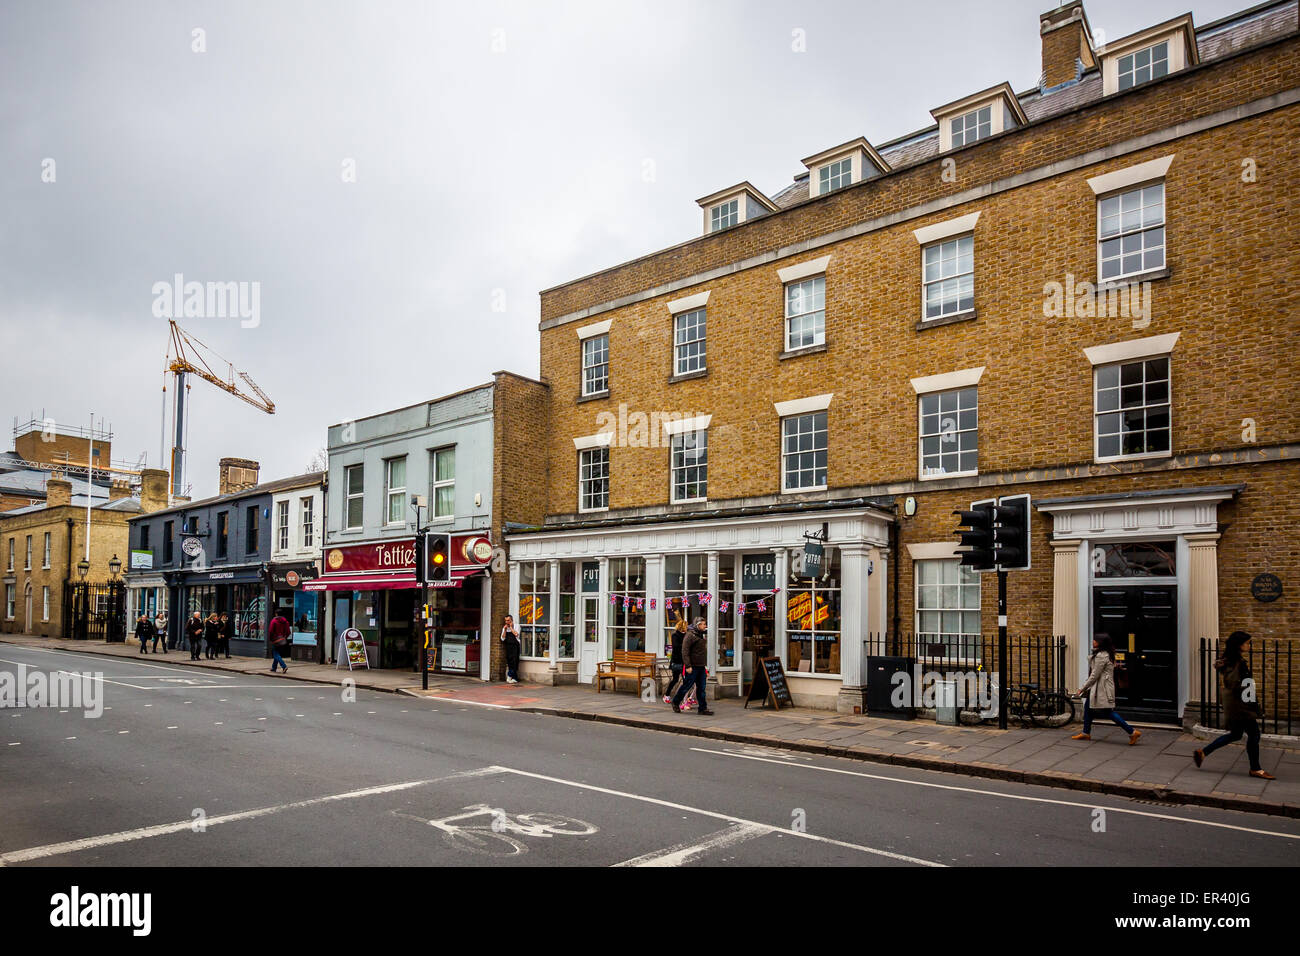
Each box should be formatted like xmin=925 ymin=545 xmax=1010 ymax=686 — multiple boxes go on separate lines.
xmin=1071 ymin=635 xmax=1141 ymax=744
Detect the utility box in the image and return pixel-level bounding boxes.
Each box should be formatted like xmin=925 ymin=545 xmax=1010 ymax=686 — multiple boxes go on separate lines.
xmin=935 ymin=679 xmax=959 ymax=726
xmin=866 ymin=655 xmax=915 ymax=720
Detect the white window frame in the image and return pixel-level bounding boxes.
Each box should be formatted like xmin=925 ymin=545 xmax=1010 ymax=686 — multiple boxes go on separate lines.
xmin=344 ymin=464 xmax=364 ymax=530
xmin=578 ymin=447 xmax=610 ymax=513
xmin=42 ymin=532 xmax=51 ymax=569
xmin=669 ymin=428 xmax=708 ymax=504
xmin=4 ymin=584 xmax=14 ymax=620
xmin=784 ymin=275 xmax=825 ymax=352
xmin=1093 ymin=356 xmax=1172 ymax=464
xmin=42 ymin=585 xmax=50 ymax=622
xmin=24 ymin=535 xmax=32 ymax=570
xmin=673 ymin=307 xmax=707 ymax=376
xmin=949 ymin=105 xmax=992 ymax=148
xmin=581 ymin=333 xmax=610 ymax=396
xmin=300 ymin=497 xmax=314 ymax=549
xmin=1117 ymin=40 xmax=1169 ymax=92
xmin=921 ymin=233 xmax=975 ymax=321
xmin=918 ymin=386 xmax=979 ymax=480
xmin=431 ymin=446 xmax=456 ymax=523
xmin=385 ymin=456 xmax=407 ymax=527
xmin=6 ymin=538 xmax=12 ymax=572
xmin=817 ymin=157 xmax=852 ymax=195
xmin=914 ymin=558 xmax=982 ymax=661
xmin=1096 ymin=181 xmax=1166 ymax=283
xmin=781 ymin=411 xmax=828 ymax=493
xmin=709 ymin=199 xmax=738 ymax=232
xmin=277 ymin=500 xmax=290 ymax=550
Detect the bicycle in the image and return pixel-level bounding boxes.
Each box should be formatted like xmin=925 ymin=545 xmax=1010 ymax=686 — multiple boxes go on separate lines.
xmin=1001 ymin=682 xmax=1076 ymax=729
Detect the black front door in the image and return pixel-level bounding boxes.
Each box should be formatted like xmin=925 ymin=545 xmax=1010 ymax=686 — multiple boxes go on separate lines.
xmin=1092 ymin=585 xmax=1178 ymax=722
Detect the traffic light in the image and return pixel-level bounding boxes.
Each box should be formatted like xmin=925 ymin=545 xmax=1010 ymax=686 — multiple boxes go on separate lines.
xmin=427 ymin=533 xmax=451 ymax=583
xmin=953 ymin=502 xmax=995 ymax=570
xmin=992 ymin=494 xmax=1031 ymax=571
xmin=414 ymin=531 xmax=427 ymax=583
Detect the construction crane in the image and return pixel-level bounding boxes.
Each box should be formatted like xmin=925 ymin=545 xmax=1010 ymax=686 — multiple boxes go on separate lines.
xmin=164 ymin=320 xmax=275 ymax=498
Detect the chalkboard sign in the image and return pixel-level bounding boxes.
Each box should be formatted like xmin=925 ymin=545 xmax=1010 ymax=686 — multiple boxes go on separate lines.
xmin=744 ymin=656 xmax=794 ymax=710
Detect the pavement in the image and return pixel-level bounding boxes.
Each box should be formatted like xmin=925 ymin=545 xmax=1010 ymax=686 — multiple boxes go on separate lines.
xmin=4 ymin=633 xmax=1298 ymax=819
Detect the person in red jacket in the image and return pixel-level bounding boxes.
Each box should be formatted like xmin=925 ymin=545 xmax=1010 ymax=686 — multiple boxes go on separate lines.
xmin=268 ymin=612 xmax=291 ymax=673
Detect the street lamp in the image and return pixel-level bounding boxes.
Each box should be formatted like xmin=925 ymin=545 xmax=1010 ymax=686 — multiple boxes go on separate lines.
xmin=108 ymin=554 xmax=122 ymax=579
xmin=77 ymin=558 xmax=90 ymax=580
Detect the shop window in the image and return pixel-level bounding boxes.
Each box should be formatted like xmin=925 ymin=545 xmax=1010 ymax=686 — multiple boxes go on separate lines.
xmin=919 ymin=387 xmax=978 ymax=478
xmin=432 ymin=447 xmax=455 ymax=520
xmin=232 ymin=584 xmax=264 ymax=642
xmin=1094 ymin=356 xmax=1170 ymax=460
xmin=716 ymin=555 xmax=737 ymax=670
xmin=345 ymin=464 xmax=364 ymax=529
xmin=787 ymin=562 xmax=842 ymax=675
xmin=558 ymin=563 xmax=577 ymax=660
xmin=518 ymin=561 xmax=551 ymax=658
xmin=781 ymin=412 xmax=827 ymax=492
xmin=915 ymin=559 xmax=982 ymax=660
xmin=607 ymin=556 xmax=646 ymax=652
xmin=663 ymin=553 xmax=709 ymax=649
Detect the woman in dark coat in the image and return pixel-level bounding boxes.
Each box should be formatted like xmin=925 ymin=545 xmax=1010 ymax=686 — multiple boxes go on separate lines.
xmin=203 ymin=612 xmax=221 ymax=660
xmin=219 ymin=612 xmax=234 ymax=658
xmin=663 ymin=615 xmax=686 ymax=704
xmin=1194 ymin=631 xmax=1275 ymax=779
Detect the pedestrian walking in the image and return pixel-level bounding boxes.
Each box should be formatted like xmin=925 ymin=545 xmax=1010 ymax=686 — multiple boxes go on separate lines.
xmin=268 ymin=611 xmax=291 ymax=673
xmin=186 ymin=612 xmax=204 ymax=660
xmin=219 ymin=611 xmax=233 ymax=658
xmin=135 ymin=614 xmax=154 ymax=654
xmin=153 ymin=610 xmax=168 ymax=653
xmin=1071 ymin=634 xmax=1141 ymax=745
xmin=662 ymin=615 xmax=686 ymax=704
xmin=671 ymin=617 xmax=713 ymax=716
xmin=1194 ymin=631 xmax=1275 ymax=779
xmin=500 ymin=615 xmax=521 ymax=684
xmin=204 ymin=612 xmax=221 ymax=660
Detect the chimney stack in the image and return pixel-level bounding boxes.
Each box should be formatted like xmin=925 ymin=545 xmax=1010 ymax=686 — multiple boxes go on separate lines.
xmin=140 ymin=468 xmax=170 ymax=513
xmin=218 ymin=458 xmax=260 ymax=496
xmin=1040 ymin=1 xmax=1096 ymax=90
xmin=45 ymin=474 xmax=72 ymax=508
xmin=109 ymin=479 xmax=131 ymax=502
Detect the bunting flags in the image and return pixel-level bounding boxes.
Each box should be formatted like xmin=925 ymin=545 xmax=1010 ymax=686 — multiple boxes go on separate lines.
xmin=599 ymin=590 xmax=785 ymax=613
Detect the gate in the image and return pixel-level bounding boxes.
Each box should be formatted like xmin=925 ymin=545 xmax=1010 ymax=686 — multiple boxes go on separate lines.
xmin=62 ymin=581 xmax=127 ymax=642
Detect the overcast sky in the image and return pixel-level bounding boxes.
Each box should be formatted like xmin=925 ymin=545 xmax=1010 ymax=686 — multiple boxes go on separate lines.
xmin=1 ymin=0 xmax=1245 ymax=499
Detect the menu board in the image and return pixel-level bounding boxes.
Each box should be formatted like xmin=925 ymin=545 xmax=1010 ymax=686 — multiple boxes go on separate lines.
xmin=341 ymin=627 xmax=370 ymax=670
xmin=744 ymin=656 xmax=794 ymax=710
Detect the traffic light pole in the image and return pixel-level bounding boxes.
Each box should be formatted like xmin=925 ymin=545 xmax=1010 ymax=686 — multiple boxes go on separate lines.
xmin=997 ymin=568 xmax=1008 ymax=731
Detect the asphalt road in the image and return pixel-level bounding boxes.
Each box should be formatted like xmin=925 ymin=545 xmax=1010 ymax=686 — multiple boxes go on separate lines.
xmin=2 ymin=643 xmax=1298 ymax=867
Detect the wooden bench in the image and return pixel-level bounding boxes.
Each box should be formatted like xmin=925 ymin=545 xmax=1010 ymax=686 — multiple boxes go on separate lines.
xmin=596 ymin=650 xmax=658 ymax=694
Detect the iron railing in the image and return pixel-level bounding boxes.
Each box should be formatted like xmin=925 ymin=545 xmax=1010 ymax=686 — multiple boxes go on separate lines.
xmin=62 ymin=581 xmax=127 ymax=642
xmin=865 ymin=632 xmax=1069 ymax=708
xmin=1199 ymin=638 xmax=1297 ymax=736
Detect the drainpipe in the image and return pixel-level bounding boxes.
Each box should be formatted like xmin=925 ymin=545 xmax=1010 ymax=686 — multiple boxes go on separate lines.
xmin=890 ymin=507 xmax=901 ymax=645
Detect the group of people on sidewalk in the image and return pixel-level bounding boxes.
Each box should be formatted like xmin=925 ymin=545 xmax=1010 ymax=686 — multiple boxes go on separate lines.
xmin=663 ymin=615 xmax=713 ymax=715
xmin=1069 ymin=630 xmax=1275 ymax=779
xmin=180 ymin=611 xmax=235 ymax=661
xmin=133 ymin=610 xmax=168 ymax=654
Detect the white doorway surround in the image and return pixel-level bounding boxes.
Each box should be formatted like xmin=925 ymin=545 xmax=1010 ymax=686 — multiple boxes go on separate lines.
xmin=1036 ymin=483 xmax=1241 ymax=722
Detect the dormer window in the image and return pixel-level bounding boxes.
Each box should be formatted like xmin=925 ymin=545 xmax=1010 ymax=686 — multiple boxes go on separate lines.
xmin=696 ymin=183 xmax=778 ymax=236
xmin=931 ymin=83 xmax=1027 ymax=153
xmin=801 ymin=138 xmax=889 ymax=201
xmin=1117 ymin=41 xmax=1168 ymax=91
xmin=1100 ymin=15 xmax=1197 ymax=96
xmin=709 ymin=199 xmax=739 ymax=232
xmin=817 ymin=158 xmax=853 ymax=195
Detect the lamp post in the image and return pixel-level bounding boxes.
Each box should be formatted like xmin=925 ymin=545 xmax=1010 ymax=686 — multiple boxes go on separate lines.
xmin=77 ymin=558 xmax=90 ymax=580
xmin=108 ymin=554 xmax=121 ymax=579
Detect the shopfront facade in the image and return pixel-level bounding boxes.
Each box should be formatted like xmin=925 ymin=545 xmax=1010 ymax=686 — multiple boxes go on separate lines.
xmin=507 ymin=504 xmax=892 ymax=709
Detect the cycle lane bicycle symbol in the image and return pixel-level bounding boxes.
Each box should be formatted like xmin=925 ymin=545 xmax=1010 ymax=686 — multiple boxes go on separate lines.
xmin=392 ymin=803 xmax=598 ymax=857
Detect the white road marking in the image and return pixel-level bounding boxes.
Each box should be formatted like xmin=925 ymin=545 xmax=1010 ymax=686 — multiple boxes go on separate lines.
xmin=117 ymin=730 xmax=129 ymax=734
xmin=166 ymin=726 xmax=177 ymax=730
xmin=0 ymin=767 xmax=507 ymax=866
xmin=65 ymin=737 xmax=76 ymax=741
xmin=487 ymin=766 xmax=942 ymax=867
xmin=425 ymin=697 xmax=508 ymax=710
xmin=0 ymin=647 xmax=238 ymax=677
xmin=7 ymin=742 xmax=18 ymax=747
xmin=614 ymin=823 xmax=769 ymax=867
xmin=690 ymin=748 xmax=1300 ymax=841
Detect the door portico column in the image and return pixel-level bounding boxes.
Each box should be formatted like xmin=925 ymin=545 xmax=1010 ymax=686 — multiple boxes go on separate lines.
xmin=837 ymin=543 xmax=870 ymax=714
xmin=1185 ymin=533 xmax=1220 ymax=709
xmin=1051 ymin=539 xmax=1082 ymax=691
xmin=548 ymin=559 xmax=560 ymax=682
